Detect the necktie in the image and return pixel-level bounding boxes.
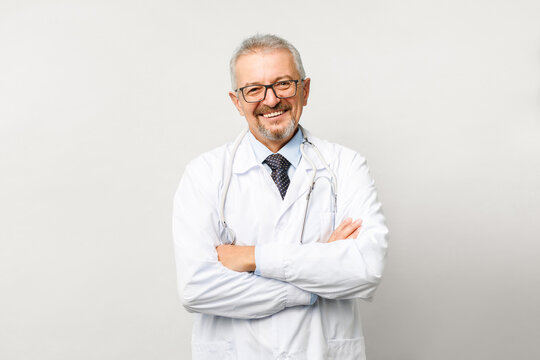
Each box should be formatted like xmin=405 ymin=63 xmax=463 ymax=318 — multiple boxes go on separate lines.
xmin=264 ymin=154 xmax=291 ymax=199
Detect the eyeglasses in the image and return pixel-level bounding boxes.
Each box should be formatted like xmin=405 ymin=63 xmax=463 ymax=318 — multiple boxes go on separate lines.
xmin=236 ymin=79 xmax=303 ymax=103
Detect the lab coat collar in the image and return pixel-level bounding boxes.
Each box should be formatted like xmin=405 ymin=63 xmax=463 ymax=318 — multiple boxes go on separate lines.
xmin=231 ymin=126 xmax=334 ymax=174
xmin=297 ymin=127 xmax=335 ymax=171
xmin=231 ymin=131 xmax=259 ymax=174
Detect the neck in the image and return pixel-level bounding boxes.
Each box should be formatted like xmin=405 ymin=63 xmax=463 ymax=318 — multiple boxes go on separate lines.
xmin=252 ymin=127 xmax=298 ymax=153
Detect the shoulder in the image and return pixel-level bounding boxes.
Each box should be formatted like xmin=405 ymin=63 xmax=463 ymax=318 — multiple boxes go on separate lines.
xmin=174 ymin=141 xmax=234 ymax=207
xmin=182 ymin=139 xmax=240 ymax=192
xmin=304 ymin=129 xmax=367 ymax=170
xmin=186 ymin=143 xmax=228 ymax=175
xmin=304 ymin=131 xmax=377 ymax=196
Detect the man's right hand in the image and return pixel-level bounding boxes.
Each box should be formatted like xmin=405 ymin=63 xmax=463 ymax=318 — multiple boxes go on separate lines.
xmin=327 ymin=217 xmax=362 ymax=243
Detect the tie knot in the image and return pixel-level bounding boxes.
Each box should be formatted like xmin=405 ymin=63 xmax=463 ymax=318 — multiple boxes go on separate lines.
xmin=264 ymin=153 xmax=290 ymax=171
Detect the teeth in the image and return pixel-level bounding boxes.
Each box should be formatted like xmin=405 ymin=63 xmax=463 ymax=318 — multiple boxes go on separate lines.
xmin=262 ymin=111 xmax=284 ymax=118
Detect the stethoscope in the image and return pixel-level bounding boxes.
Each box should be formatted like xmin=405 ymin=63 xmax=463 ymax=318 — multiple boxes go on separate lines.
xmin=219 ymin=125 xmax=338 ymax=245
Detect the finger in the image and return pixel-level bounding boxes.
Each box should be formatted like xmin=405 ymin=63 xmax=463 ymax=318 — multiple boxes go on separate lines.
xmin=342 ymin=219 xmax=362 ymax=237
xmin=347 ymin=228 xmax=361 ymax=239
xmin=337 ymin=218 xmax=354 ymax=235
xmin=336 ymin=217 xmax=352 ymax=231
xmin=328 ymin=218 xmax=352 ymax=242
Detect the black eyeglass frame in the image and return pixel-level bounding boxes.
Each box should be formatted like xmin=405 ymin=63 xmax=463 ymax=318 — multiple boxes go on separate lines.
xmin=236 ymin=79 xmax=304 ymax=103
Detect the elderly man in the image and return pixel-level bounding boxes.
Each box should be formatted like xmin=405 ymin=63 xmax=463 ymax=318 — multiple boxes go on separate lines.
xmin=173 ymin=34 xmax=388 ymax=359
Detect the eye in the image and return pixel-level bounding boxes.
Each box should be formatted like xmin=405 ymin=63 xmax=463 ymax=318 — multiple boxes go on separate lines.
xmin=245 ymin=86 xmax=263 ymax=95
xmin=275 ymin=81 xmax=292 ymax=89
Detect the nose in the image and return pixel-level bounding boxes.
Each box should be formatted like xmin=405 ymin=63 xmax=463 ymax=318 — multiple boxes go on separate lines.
xmin=262 ymin=87 xmax=280 ymax=108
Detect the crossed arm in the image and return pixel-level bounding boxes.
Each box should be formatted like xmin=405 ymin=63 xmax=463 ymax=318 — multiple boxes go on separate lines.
xmin=216 ymin=217 xmax=363 ymax=272
xmin=174 ymin=152 xmax=387 ymax=319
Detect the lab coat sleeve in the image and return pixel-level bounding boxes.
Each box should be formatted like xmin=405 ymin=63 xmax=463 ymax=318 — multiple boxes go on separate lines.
xmin=255 ymin=152 xmax=388 ymax=300
xmin=173 ymin=159 xmax=313 ymax=319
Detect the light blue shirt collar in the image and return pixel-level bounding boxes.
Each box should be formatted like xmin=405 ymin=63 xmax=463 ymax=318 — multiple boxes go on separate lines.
xmin=246 ymin=127 xmax=303 ymax=169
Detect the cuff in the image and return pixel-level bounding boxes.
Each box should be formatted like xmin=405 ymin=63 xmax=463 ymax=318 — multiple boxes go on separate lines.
xmin=254 ymin=246 xmax=261 ymax=276
xmin=285 ymin=284 xmax=312 ymax=307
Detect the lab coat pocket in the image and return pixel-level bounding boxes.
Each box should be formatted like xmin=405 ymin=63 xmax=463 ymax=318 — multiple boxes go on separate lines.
xmin=192 ymin=341 xmax=234 ymax=360
xmin=319 ymin=211 xmax=335 ymax=243
xmin=327 ymin=337 xmax=365 ymax=360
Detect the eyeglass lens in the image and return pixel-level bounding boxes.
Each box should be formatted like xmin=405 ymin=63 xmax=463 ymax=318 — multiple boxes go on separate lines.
xmin=242 ymin=80 xmax=297 ymax=102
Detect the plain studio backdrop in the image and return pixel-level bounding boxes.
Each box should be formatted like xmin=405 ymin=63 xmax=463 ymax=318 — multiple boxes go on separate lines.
xmin=1 ymin=1 xmax=539 ymax=359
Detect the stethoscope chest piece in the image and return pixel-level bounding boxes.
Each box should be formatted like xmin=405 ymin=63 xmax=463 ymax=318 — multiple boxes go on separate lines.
xmin=220 ymin=224 xmax=236 ymax=245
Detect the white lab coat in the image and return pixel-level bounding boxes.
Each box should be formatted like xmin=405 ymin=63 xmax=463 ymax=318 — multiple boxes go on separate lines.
xmin=173 ymin=128 xmax=388 ymax=360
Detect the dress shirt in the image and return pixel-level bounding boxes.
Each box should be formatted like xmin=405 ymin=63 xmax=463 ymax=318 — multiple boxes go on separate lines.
xmin=246 ymin=127 xmax=303 ymax=180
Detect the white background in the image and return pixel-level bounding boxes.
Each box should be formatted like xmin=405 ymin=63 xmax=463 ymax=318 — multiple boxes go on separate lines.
xmin=1 ymin=1 xmax=539 ymax=359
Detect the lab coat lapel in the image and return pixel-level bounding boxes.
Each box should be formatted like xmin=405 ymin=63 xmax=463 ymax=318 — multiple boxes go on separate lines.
xmin=280 ymin=144 xmax=327 ymax=213
xmin=281 ymin=156 xmax=312 ymax=212
xmin=231 ymin=132 xmax=259 ymax=174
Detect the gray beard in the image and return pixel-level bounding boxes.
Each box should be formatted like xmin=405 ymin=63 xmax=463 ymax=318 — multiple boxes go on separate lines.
xmin=257 ymin=117 xmax=296 ymax=142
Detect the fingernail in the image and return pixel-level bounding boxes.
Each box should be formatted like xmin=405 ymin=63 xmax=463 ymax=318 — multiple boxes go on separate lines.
xmin=354 ymin=219 xmax=362 ymax=225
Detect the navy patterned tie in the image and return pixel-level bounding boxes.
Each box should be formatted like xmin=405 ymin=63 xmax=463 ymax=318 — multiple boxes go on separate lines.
xmin=264 ymin=154 xmax=291 ymax=199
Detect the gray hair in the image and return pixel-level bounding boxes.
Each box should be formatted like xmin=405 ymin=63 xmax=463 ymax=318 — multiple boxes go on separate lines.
xmin=229 ymin=34 xmax=306 ymax=90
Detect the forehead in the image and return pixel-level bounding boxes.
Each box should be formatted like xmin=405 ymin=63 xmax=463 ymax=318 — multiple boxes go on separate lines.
xmin=235 ymin=49 xmax=299 ymax=87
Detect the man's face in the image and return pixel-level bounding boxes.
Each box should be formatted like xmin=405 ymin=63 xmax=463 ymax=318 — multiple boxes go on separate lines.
xmin=229 ymin=49 xmax=310 ymax=149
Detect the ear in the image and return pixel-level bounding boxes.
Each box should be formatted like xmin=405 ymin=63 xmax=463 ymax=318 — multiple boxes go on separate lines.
xmin=229 ymin=91 xmax=245 ymax=116
xmin=301 ymin=78 xmax=311 ymax=106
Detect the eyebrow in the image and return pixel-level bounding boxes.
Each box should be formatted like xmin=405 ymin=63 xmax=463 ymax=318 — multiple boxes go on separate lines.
xmin=242 ymin=76 xmax=294 ymax=87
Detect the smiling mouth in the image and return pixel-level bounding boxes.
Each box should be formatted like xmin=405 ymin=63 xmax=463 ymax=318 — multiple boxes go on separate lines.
xmin=261 ymin=110 xmax=285 ymax=118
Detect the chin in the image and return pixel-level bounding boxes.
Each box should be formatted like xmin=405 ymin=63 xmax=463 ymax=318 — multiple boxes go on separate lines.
xmin=258 ymin=118 xmax=297 ymax=142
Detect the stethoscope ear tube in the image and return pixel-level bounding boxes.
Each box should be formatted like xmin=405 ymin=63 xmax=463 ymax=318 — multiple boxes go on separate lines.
xmin=218 ymin=128 xmax=249 ymax=245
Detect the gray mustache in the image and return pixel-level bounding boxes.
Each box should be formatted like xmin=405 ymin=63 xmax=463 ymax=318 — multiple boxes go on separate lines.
xmin=255 ymin=104 xmax=291 ymax=116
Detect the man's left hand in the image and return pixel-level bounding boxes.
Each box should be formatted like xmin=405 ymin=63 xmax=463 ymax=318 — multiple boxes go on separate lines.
xmin=216 ymin=245 xmax=256 ymax=272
